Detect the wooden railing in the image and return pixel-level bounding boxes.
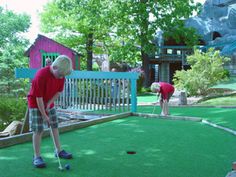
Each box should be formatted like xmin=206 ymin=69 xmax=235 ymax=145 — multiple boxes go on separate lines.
xmin=15 ymin=69 xmax=139 ymax=112
xmin=154 ymin=45 xmax=193 ymax=64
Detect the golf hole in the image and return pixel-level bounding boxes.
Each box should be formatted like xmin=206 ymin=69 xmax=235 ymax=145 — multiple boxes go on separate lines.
xmin=126 ymin=151 xmax=136 ymax=155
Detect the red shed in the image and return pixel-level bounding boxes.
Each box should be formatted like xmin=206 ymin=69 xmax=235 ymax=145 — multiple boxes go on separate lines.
xmin=25 ymin=34 xmax=81 ymax=70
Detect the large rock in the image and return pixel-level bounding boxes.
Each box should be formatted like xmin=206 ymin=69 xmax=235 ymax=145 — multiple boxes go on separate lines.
xmin=185 ymin=0 xmax=236 ymax=56
xmin=0 ymin=121 xmax=22 ymax=137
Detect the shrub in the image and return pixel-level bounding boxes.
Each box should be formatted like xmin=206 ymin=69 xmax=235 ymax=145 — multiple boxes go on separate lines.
xmin=222 ymin=69 xmax=230 ymax=78
xmin=173 ymin=48 xmax=230 ymax=96
xmin=0 ymin=96 xmax=27 ymax=131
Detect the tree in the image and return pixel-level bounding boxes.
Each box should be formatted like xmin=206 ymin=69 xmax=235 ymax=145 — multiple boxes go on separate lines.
xmin=40 ymin=0 xmax=116 ymax=70
xmin=40 ymin=0 xmax=201 ymax=83
xmin=0 ymin=7 xmax=30 ymax=96
xmin=173 ymin=49 xmax=230 ymax=96
xmin=112 ymin=0 xmax=201 ymax=87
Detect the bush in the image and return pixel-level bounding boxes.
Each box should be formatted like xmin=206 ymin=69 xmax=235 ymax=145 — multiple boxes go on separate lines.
xmin=0 ymin=96 xmax=27 ymax=131
xmin=137 ymin=76 xmax=144 ymax=93
xmin=173 ymin=48 xmax=230 ymax=96
xmin=222 ymin=69 xmax=230 ymax=78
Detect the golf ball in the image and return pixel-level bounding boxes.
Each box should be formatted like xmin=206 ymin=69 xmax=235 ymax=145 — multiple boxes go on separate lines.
xmin=65 ymin=164 xmax=70 ymax=170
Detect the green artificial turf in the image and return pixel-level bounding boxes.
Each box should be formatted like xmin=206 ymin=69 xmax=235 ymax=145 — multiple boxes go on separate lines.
xmin=198 ymin=95 xmax=236 ymax=106
xmin=95 ymin=105 xmax=236 ymax=130
xmin=212 ymin=76 xmax=236 ymax=90
xmin=137 ymin=93 xmax=157 ymax=103
xmin=138 ymin=106 xmax=236 ymax=131
xmin=0 ymin=116 xmax=236 ymax=177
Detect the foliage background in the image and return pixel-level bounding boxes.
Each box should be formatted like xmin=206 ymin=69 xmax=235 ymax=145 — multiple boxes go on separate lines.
xmin=173 ymin=49 xmax=230 ymax=96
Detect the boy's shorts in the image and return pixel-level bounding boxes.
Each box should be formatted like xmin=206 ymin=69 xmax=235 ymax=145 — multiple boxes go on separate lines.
xmin=160 ymin=92 xmax=174 ymax=102
xmin=29 ymin=108 xmax=58 ymax=132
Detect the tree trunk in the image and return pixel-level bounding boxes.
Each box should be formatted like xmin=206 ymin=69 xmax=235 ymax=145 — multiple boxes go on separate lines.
xmin=141 ymin=50 xmax=150 ymax=87
xmin=86 ymin=33 xmax=93 ymax=71
xmin=139 ymin=0 xmax=150 ymax=87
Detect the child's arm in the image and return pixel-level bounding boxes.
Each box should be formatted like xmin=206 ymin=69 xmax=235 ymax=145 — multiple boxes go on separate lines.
xmin=36 ymin=97 xmax=50 ymax=123
xmin=46 ymin=92 xmax=61 ymax=110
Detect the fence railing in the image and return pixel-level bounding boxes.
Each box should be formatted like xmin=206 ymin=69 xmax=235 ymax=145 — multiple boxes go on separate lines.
xmin=15 ymin=69 xmax=139 ymax=112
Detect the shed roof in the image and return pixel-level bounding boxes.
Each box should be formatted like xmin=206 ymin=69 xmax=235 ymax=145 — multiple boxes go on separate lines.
xmin=24 ymin=34 xmax=82 ymax=57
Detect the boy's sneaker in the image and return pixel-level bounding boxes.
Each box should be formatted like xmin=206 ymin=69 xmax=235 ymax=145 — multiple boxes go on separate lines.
xmin=33 ymin=156 xmax=46 ymax=168
xmin=56 ymin=150 xmax=72 ymax=159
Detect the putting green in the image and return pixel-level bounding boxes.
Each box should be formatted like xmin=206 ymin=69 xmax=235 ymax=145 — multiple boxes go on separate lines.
xmin=138 ymin=106 xmax=236 ymax=130
xmin=0 ymin=116 xmax=236 ymax=177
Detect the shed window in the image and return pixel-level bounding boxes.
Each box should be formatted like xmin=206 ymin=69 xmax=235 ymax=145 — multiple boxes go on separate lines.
xmin=167 ymin=49 xmax=172 ymax=54
xmin=41 ymin=52 xmax=59 ymax=67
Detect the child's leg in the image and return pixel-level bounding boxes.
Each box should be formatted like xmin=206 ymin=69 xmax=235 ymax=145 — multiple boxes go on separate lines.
xmin=51 ymin=128 xmax=61 ymax=153
xmin=29 ymin=108 xmax=44 ymax=157
xmin=161 ymin=100 xmax=168 ymax=116
xmin=48 ymin=108 xmax=72 ymax=159
xmin=48 ymin=108 xmax=61 ymax=152
xmin=159 ymin=96 xmax=164 ymax=115
xmin=166 ymin=92 xmax=174 ymax=115
xmin=33 ymin=131 xmax=43 ymax=157
xmin=159 ymin=99 xmax=163 ymax=109
xmin=165 ymin=101 xmax=169 ymax=115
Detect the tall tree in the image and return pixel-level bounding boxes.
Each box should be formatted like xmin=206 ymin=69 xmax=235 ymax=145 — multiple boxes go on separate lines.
xmin=0 ymin=7 xmax=30 ymax=95
xmin=40 ymin=0 xmax=116 ymax=70
xmin=113 ymin=0 xmax=201 ymax=87
xmin=40 ymin=0 xmax=201 ymax=85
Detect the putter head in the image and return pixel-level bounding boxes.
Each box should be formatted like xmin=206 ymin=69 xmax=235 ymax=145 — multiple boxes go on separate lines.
xmin=58 ymin=166 xmax=64 ymax=171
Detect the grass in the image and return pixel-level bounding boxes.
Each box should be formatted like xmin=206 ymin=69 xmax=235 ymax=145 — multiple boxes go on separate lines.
xmin=1 ymin=115 xmax=236 ymax=177
xmin=197 ymin=76 xmax=236 ymax=106
xmin=1 ymin=77 xmax=236 ymax=176
xmin=212 ymin=76 xmax=236 ymax=90
xmin=137 ymin=93 xmax=157 ymax=103
xmin=198 ymin=95 xmax=236 ymax=106
xmin=137 ymin=106 xmax=236 ymax=130
xmin=137 ymin=92 xmax=236 ymax=107
xmin=95 ymin=105 xmax=236 ymax=131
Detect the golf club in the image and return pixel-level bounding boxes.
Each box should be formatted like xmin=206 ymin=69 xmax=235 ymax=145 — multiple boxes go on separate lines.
xmin=152 ymin=93 xmax=160 ymax=114
xmin=152 ymin=103 xmax=157 ymax=114
xmin=49 ymin=126 xmax=64 ymax=171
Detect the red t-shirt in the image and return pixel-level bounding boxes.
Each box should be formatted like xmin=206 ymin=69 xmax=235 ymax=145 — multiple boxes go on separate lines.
xmin=28 ymin=66 xmax=65 ymax=108
xmin=159 ymin=82 xmax=175 ymax=100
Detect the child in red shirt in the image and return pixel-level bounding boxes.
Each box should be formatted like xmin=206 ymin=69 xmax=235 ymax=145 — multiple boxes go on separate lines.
xmin=151 ymin=82 xmax=175 ymax=116
xmin=28 ymin=55 xmax=73 ymax=168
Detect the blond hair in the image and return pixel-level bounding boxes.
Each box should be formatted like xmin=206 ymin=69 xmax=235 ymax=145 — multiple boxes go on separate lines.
xmin=52 ymin=55 xmax=73 ymax=76
xmin=150 ymin=82 xmax=160 ymax=93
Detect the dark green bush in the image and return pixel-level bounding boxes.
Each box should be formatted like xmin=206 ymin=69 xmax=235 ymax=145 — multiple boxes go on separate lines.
xmin=0 ymin=96 xmax=27 ymax=131
xmin=137 ymin=76 xmax=144 ymax=93
xmin=222 ymin=69 xmax=230 ymax=79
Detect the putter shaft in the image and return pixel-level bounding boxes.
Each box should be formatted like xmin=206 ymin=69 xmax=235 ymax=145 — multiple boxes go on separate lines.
xmin=50 ymin=127 xmax=63 ymax=170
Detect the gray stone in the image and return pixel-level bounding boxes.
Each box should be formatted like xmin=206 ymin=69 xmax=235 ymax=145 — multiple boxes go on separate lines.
xmin=186 ymin=0 xmax=236 ymax=56
xmin=178 ymin=91 xmax=187 ymax=105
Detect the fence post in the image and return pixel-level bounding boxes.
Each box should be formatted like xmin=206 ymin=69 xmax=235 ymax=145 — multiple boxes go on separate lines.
xmin=131 ymin=78 xmax=137 ymax=112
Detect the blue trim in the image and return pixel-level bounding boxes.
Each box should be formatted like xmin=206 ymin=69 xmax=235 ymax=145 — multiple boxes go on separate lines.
xmin=15 ymin=68 xmax=139 ymax=80
xmin=131 ymin=79 xmax=137 ymax=112
xmin=68 ymin=71 xmax=139 ymax=80
xmin=15 ymin=68 xmax=37 ymax=79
